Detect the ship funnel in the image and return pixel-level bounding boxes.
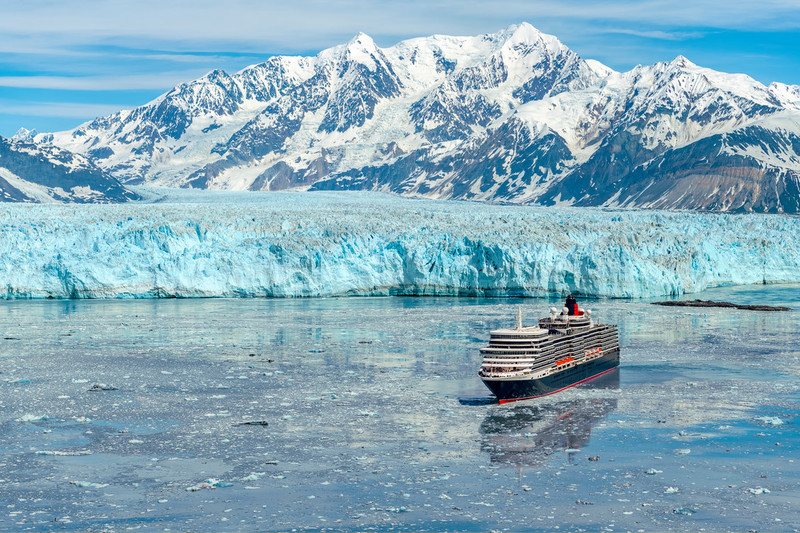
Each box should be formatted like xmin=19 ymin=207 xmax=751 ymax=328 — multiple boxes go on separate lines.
xmin=565 ymin=294 xmax=578 ymax=316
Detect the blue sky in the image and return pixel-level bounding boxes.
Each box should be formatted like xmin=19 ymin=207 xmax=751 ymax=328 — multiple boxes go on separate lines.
xmin=2 ymin=0 xmax=799 ymax=137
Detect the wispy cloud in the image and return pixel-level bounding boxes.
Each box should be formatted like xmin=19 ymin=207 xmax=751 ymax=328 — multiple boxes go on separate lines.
xmin=0 ymin=100 xmax=130 ymax=119
xmin=603 ymin=29 xmax=708 ymax=41
xmin=0 ymin=71 xmax=217 ymax=91
xmin=2 ymin=0 xmax=797 ymax=52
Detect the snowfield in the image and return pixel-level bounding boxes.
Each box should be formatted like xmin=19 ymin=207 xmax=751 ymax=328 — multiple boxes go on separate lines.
xmin=1 ymin=189 xmax=798 ymax=299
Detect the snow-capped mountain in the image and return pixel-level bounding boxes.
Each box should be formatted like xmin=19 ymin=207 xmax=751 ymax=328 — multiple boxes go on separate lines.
xmin=0 ymin=135 xmax=139 ymax=203
xmin=30 ymin=23 xmax=800 ymax=213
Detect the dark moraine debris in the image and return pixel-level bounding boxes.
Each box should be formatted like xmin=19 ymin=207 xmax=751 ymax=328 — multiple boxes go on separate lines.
xmin=233 ymin=420 xmax=269 ymax=427
xmin=652 ymin=300 xmax=791 ymax=312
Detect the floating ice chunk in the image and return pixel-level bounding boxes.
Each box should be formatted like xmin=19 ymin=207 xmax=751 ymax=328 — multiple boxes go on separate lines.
xmin=8 ymin=378 xmax=30 ymax=384
xmin=748 ymin=487 xmax=771 ymax=495
xmin=675 ymin=448 xmax=691 ymax=455
xmin=358 ymin=411 xmax=380 ymax=417
xmin=70 ymin=480 xmax=109 ymax=489
xmin=37 ymin=450 xmax=92 ymax=456
xmin=672 ymin=508 xmax=695 ymax=515
xmin=128 ymin=439 xmax=144 ymax=444
xmin=88 ymin=383 xmax=118 ymax=391
xmin=756 ymin=416 xmax=784 ymax=426
xmin=565 ymin=448 xmax=581 ymax=454
xmin=16 ymin=414 xmax=58 ymax=423
xmin=665 ymin=487 xmax=679 ymax=494
xmin=242 ymin=472 xmax=266 ymax=482
xmin=645 ymin=468 xmax=663 ymax=475
xmin=185 ymin=478 xmax=233 ymax=491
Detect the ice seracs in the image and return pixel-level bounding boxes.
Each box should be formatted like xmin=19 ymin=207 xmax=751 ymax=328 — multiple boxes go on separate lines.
xmin=2 ymin=189 xmax=800 ymax=299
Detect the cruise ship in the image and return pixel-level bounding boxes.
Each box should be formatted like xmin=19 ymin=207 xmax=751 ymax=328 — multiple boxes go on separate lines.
xmin=479 ymin=296 xmax=620 ymax=403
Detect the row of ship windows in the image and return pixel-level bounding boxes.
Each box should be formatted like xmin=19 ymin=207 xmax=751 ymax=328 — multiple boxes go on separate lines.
xmin=485 ymin=339 xmax=617 ymax=355
xmin=483 ymin=347 xmax=613 ymax=372
xmin=482 ymin=345 xmax=618 ymax=364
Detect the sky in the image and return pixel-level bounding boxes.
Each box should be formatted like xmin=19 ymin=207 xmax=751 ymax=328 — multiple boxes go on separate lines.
xmin=1 ymin=0 xmax=799 ymax=137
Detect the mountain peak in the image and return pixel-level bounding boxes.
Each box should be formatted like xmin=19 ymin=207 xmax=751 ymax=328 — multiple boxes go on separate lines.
xmin=340 ymin=32 xmax=382 ymax=70
xmin=202 ymin=68 xmax=231 ymax=82
xmin=346 ymin=32 xmax=377 ymax=50
xmin=506 ymin=22 xmax=543 ymax=42
xmin=498 ymin=22 xmax=566 ymax=58
xmin=669 ymin=55 xmax=696 ymax=69
xmin=12 ymin=127 xmax=38 ymax=142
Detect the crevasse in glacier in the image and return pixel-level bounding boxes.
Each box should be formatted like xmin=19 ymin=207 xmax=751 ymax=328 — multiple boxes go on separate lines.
xmin=1 ymin=189 xmax=798 ymax=299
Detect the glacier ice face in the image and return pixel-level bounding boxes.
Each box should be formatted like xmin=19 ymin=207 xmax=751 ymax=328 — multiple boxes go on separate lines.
xmin=0 ymin=189 xmax=799 ymax=299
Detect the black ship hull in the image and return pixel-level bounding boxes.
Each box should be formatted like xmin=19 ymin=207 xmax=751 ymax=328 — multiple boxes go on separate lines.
xmin=482 ymin=349 xmax=620 ymax=403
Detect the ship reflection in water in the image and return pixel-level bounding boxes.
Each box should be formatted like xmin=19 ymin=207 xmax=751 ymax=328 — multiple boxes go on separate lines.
xmin=479 ymin=369 xmax=619 ymax=467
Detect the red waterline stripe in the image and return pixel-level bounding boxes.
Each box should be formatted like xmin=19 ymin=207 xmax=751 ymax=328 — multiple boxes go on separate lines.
xmin=497 ymin=367 xmax=618 ymax=404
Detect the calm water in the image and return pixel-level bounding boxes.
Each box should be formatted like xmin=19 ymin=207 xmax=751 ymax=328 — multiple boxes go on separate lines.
xmin=1 ymin=285 xmax=798 ymax=532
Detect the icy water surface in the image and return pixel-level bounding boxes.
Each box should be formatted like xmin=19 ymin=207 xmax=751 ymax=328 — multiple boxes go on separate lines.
xmin=1 ymin=285 xmax=799 ymax=532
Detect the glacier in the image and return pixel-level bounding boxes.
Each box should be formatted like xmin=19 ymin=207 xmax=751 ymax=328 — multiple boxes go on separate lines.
xmin=1 ymin=188 xmax=799 ymax=299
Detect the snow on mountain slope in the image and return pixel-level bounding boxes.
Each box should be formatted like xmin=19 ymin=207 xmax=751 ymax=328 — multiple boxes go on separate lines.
xmin=0 ymin=136 xmax=140 ymax=203
xmin=32 ymin=23 xmax=800 ymax=212
xmin=769 ymin=82 xmax=800 ymax=110
xmin=1 ymin=190 xmax=799 ymax=299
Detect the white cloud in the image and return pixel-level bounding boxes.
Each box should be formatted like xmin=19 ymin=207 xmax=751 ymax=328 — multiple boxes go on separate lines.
xmin=0 ymin=100 xmax=130 ymax=119
xmin=1 ymin=0 xmax=796 ymax=54
xmin=0 ymin=71 xmax=214 ymax=91
xmin=603 ymin=29 xmax=708 ymax=41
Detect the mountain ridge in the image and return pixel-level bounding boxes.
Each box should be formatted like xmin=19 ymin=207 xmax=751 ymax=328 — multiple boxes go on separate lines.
xmin=0 ymin=136 xmax=140 ymax=203
xmin=19 ymin=22 xmax=800 ymax=212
